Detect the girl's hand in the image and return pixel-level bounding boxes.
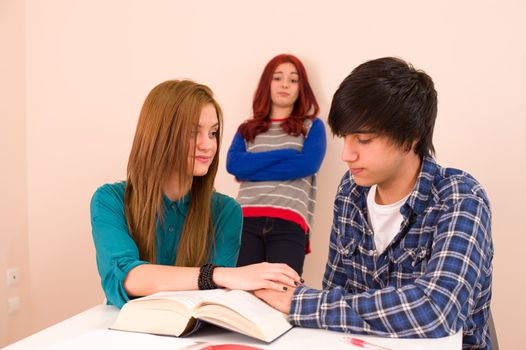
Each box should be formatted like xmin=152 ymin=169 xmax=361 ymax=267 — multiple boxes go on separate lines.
xmin=213 ymin=262 xmax=301 ymax=292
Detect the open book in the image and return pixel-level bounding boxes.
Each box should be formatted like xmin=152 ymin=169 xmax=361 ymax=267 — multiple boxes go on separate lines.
xmin=110 ymin=289 xmax=292 ymax=343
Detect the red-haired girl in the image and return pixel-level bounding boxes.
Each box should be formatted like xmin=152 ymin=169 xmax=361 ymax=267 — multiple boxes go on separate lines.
xmin=227 ymin=54 xmax=327 ymax=275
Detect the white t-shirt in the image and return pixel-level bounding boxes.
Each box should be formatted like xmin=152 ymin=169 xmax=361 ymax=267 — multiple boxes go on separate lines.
xmin=366 ymin=185 xmax=410 ymax=254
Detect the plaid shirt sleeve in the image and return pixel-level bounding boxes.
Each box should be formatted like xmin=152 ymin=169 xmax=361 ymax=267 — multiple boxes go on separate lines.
xmin=320 ymin=197 xmax=350 ymax=291
xmin=288 ymin=188 xmax=492 ymax=339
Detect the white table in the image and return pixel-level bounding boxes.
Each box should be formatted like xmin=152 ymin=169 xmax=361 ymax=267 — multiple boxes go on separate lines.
xmin=4 ymin=305 xmax=462 ymax=349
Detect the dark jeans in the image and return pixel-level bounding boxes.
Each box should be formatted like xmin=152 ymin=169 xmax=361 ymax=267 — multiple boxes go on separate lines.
xmin=236 ymin=217 xmax=306 ymax=275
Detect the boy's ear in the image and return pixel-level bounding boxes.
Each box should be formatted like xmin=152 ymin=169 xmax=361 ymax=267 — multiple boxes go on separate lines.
xmin=403 ymin=139 xmax=418 ymax=153
xmin=410 ymin=139 xmax=419 ymax=153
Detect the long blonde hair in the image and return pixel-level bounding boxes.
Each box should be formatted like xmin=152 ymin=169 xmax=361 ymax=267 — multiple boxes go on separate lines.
xmin=124 ymin=80 xmax=222 ymax=266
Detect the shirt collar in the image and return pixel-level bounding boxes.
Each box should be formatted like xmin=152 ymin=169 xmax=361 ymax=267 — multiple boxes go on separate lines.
xmin=162 ymin=192 xmax=190 ymax=215
xmin=402 ymin=156 xmax=439 ymax=216
xmin=346 ymin=156 xmax=439 ymax=217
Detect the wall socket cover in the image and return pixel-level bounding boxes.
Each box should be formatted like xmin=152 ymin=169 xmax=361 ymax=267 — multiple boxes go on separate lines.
xmin=7 ymin=296 xmax=21 ymax=314
xmin=6 ymin=268 xmax=20 ymax=286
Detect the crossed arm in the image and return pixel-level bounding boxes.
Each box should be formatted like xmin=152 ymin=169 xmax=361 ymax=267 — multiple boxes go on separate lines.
xmin=226 ymin=118 xmax=327 ymax=181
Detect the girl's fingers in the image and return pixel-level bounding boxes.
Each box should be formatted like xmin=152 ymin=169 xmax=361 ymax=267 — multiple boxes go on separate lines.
xmin=261 ymin=272 xmax=299 ymax=288
xmin=264 ymin=263 xmax=300 ymax=281
xmin=263 ymin=281 xmax=291 ymax=292
xmin=279 ymin=265 xmax=301 ymax=282
xmin=235 ymin=263 xmax=302 ymax=291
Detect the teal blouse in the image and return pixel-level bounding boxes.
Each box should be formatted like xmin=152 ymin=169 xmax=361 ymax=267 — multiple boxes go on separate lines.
xmin=90 ymin=182 xmax=242 ymax=308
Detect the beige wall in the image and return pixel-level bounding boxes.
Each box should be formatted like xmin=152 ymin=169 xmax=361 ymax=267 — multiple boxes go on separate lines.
xmin=0 ymin=0 xmax=31 ymax=345
xmin=2 ymin=0 xmax=525 ymax=348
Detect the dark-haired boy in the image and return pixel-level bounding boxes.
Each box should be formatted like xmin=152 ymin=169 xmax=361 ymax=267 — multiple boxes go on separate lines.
xmin=256 ymin=57 xmax=493 ymax=349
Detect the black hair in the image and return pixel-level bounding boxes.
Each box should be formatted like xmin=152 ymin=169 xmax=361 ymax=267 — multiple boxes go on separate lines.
xmin=327 ymin=57 xmax=437 ymax=158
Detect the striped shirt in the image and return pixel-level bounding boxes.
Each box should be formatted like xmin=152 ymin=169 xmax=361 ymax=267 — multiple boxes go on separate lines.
xmin=288 ymin=156 xmax=493 ymax=349
xmin=226 ymin=118 xmax=326 ymax=236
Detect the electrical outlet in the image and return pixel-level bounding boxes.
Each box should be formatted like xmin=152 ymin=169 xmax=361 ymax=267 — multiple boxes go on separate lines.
xmin=6 ymin=268 xmax=20 ymax=286
xmin=7 ymin=296 xmax=21 ymax=314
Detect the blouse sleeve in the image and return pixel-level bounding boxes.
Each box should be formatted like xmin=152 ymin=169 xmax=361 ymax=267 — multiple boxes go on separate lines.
xmin=90 ymin=184 xmax=149 ymax=308
xmin=209 ymin=193 xmax=243 ymax=267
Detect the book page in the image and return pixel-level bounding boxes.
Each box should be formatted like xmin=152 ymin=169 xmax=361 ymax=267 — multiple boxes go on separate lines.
xmin=112 ymin=290 xmax=228 ymax=337
xmin=194 ymin=290 xmax=292 ymax=342
xmin=134 ymin=289 xmax=227 ymax=309
xmin=111 ymin=305 xmax=193 ymax=336
xmin=200 ymin=290 xmax=287 ymax=322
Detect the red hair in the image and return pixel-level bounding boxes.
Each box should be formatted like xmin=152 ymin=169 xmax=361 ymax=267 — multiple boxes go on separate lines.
xmin=239 ymin=54 xmax=319 ymax=142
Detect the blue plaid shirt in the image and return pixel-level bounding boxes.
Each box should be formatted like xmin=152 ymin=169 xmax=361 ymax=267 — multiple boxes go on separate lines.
xmin=289 ymin=157 xmax=493 ymax=349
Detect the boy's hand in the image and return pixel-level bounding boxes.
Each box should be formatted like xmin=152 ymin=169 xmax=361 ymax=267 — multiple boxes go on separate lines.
xmin=254 ymin=286 xmax=295 ymax=314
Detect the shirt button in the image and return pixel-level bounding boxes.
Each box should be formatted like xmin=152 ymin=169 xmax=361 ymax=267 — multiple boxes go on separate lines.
xmin=168 ymin=226 xmax=174 ymax=233
xmin=170 ymin=203 xmax=176 ymax=210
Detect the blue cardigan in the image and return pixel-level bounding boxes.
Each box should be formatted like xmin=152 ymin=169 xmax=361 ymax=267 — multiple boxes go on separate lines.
xmin=226 ymin=118 xmax=326 ymax=181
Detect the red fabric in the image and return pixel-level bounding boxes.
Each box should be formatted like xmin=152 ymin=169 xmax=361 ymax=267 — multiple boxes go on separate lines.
xmin=242 ymin=207 xmax=311 ymax=254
